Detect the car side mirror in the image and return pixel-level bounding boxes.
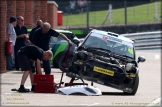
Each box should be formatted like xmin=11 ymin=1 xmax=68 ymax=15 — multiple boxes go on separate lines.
xmin=71 ymin=34 xmax=75 ymax=39
xmin=137 ymin=56 xmax=146 ymax=63
xmin=72 ymin=38 xmax=80 ymax=47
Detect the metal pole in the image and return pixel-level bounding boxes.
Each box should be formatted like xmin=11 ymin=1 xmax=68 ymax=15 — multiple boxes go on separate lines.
xmin=155 ymin=1 xmax=158 ymax=21
xmin=87 ymin=0 xmax=89 ymax=32
xmin=124 ymin=0 xmax=127 ymax=25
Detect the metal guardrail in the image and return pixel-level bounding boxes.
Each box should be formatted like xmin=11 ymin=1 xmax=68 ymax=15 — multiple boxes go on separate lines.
xmin=120 ymin=31 xmax=162 ymax=50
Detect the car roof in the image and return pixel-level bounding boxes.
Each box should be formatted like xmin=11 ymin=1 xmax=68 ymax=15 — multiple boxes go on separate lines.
xmin=27 ymin=28 xmax=72 ymax=34
xmin=55 ymin=29 xmax=72 ymax=34
xmin=91 ymin=29 xmax=134 ymax=44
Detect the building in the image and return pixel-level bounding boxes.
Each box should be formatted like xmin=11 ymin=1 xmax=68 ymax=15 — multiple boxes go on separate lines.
xmin=0 ymin=0 xmax=58 ymax=73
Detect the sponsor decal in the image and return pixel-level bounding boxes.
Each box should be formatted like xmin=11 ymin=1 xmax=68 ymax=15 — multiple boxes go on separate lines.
xmin=128 ymin=48 xmax=134 ymax=54
xmin=93 ymin=66 xmax=114 ymax=76
xmin=129 ymin=74 xmax=136 ymax=78
xmin=91 ymin=33 xmax=133 ymax=47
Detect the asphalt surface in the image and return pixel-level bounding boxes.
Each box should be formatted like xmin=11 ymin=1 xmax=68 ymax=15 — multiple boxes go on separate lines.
xmin=1 ymin=50 xmax=161 ymax=106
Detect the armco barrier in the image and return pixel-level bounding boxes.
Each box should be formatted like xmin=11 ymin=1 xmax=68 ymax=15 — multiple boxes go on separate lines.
xmin=120 ymin=31 xmax=162 ymax=50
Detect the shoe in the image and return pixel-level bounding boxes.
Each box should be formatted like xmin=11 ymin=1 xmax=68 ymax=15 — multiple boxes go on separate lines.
xmin=7 ymin=68 xmax=14 ymax=70
xmin=31 ymin=86 xmax=34 ymax=92
xmin=18 ymin=87 xmax=30 ymax=93
xmin=16 ymin=68 xmax=20 ymax=71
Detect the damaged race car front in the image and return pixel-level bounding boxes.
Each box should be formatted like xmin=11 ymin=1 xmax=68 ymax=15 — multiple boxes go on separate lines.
xmin=67 ymin=29 xmax=145 ymax=95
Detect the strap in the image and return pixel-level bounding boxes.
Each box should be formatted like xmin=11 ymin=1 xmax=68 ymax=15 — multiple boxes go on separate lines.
xmin=59 ymin=45 xmax=71 ymax=88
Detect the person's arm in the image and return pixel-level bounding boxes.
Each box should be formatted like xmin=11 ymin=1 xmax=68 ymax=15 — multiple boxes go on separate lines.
xmin=6 ymin=34 xmax=10 ymax=41
xmin=16 ymin=34 xmax=27 ymax=38
xmin=50 ymin=28 xmax=73 ymax=45
xmin=59 ymin=33 xmax=73 ymax=45
xmin=16 ymin=27 xmax=28 ymax=39
xmin=36 ymin=59 xmax=42 ymax=74
xmin=6 ymin=24 xmax=12 ymax=41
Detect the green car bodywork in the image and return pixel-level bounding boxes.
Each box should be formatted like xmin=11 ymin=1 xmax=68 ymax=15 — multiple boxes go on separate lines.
xmin=27 ymin=28 xmax=81 ymax=70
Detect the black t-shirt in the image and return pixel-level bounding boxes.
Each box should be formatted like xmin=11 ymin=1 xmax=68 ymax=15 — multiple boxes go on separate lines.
xmin=20 ymin=45 xmax=44 ymax=61
xmin=29 ymin=25 xmax=41 ymax=42
xmin=14 ymin=24 xmax=28 ymax=46
xmin=32 ymin=28 xmax=60 ymax=51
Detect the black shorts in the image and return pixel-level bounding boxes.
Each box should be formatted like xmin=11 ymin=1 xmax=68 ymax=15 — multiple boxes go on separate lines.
xmin=17 ymin=51 xmax=33 ymax=72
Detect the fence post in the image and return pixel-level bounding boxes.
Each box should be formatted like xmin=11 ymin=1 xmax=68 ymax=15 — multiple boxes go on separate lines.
xmin=109 ymin=4 xmax=112 ymax=24
xmin=124 ymin=0 xmax=127 ymax=26
xmin=155 ymin=1 xmax=159 ymax=21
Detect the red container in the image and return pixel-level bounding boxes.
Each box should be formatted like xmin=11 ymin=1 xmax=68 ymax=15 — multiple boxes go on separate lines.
xmin=5 ymin=40 xmax=12 ymax=55
xmin=34 ymin=75 xmax=55 ymax=93
xmin=57 ymin=11 xmax=63 ymax=26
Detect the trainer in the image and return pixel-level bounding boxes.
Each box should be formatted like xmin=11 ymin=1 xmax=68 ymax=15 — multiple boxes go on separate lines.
xmin=32 ymin=22 xmax=73 ymax=74
xmin=17 ymin=45 xmax=53 ymax=92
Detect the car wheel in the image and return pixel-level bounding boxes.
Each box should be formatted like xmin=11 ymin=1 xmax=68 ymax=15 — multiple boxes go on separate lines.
xmin=57 ymin=53 xmax=73 ymax=72
xmin=123 ymin=74 xmax=139 ymax=95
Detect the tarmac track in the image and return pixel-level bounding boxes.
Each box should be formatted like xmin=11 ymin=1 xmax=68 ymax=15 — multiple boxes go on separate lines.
xmin=1 ymin=50 xmax=161 ymax=106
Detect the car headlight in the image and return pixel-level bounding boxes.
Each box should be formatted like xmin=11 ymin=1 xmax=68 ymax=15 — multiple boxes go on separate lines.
xmin=77 ymin=51 xmax=88 ymax=61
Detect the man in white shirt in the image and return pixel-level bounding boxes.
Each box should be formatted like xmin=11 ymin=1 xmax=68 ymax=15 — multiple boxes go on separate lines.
xmin=6 ymin=16 xmax=17 ymax=70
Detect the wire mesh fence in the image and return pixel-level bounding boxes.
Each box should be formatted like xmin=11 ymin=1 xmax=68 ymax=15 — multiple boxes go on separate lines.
xmin=55 ymin=0 xmax=161 ymax=27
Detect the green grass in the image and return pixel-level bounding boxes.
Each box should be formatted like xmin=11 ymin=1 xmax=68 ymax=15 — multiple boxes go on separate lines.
xmin=63 ymin=2 xmax=161 ymax=26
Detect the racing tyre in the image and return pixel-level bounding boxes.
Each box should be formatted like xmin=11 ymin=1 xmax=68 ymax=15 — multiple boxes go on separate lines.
xmin=57 ymin=52 xmax=73 ymax=72
xmin=123 ymin=74 xmax=139 ymax=95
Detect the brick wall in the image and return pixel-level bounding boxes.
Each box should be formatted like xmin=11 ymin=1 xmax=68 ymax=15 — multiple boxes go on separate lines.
xmin=47 ymin=1 xmax=58 ymax=29
xmin=16 ymin=0 xmax=25 ymax=17
xmin=24 ymin=0 xmax=33 ymax=28
xmin=40 ymin=0 xmax=47 ymax=22
xmin=33 ymin=0 xmax=41 ymax=27
xmin=7 ymin=0 xmax=16 ymax=23
xmin=0 ymin=0 xmax=58 ymax=73
xmin=0 ymin=0 xmax=7 ymax=73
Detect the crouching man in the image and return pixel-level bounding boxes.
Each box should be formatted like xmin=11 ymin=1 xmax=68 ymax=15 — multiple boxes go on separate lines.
xmin=17 ymin=45 xmax=53 ymax=92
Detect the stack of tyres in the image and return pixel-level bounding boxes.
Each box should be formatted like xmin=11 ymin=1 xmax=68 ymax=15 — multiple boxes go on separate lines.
xmin=34 ymin=75 xmax=55 ymax=93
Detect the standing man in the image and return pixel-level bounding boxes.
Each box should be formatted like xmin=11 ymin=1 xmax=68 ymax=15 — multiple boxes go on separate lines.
xmin=6 ymin=16 xmax=17 ymax=70
xmin=29 ymin=20 xmax=43 ymax=44
xmin=32 ymin=22 xmax=73 ymax=74
xmin=17 ymin=45 xmax=53 ymax=92
xmin=29 ymin=20 xmax=43 ymax=74
xmin=14 ymin=16 xmax=28 ymax=70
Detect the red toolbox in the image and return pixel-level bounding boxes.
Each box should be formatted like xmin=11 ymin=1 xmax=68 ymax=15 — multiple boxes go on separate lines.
xmin=34 ymin=74 xmax=55 ymax=93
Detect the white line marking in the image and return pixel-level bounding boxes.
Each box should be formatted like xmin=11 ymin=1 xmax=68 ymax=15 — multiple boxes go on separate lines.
xmin=88 ymin=103 xmax=100 ymax=106
xmin=155 ymin=55 xmax=160 ymax=59
xmin=70 ymin=103 xmax=99 ymax=106
xmin=146 ymin=97 xmax=161 ymax=106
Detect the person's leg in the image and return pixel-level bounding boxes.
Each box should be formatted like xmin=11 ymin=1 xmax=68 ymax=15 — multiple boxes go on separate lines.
xmin=17 ymin=52 xmax=32 ymax=92
xmin=80 ymin=7 xmax=83 ymax=13
xmin=11 ymin=45 xmax=14 ymax=66
xmin=20 ymin=71 xmax=30 ymax=85
xmin=14 ymin=45 xmax=20 ymax=70
xmin=29 ymin=71 xmax=34 ymax=85
xmin=6 ymin=55 xmax=13 ymax=70
xmin=43 ymin=60 xmax=51 ymax=74
xmin=29 ymin=71 xmax=35 ymax=91
xmin=35 ymin=60 xmax=38 ymax=74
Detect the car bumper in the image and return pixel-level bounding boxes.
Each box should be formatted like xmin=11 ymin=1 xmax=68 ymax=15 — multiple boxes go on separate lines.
xmin=72 ymin=59 xmax=134 ymax=90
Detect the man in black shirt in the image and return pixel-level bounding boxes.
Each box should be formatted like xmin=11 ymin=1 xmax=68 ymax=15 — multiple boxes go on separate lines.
xmin=14 ymin=16 xmax=28 ymax=70
xmin=17 ymin=45 xmax=53 ymax=92
xmin=29 ymin=20 xmax=43 ymax=44
xmin=32 ymin=22 xmax=73 ymax=74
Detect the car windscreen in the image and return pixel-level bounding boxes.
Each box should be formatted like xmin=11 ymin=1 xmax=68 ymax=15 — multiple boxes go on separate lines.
xmin=83 ymin=32 xmax=134 ymax=59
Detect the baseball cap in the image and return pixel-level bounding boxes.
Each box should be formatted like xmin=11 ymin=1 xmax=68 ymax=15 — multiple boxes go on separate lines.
xmin=10 ymin=16 xmax=17 ymax=23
